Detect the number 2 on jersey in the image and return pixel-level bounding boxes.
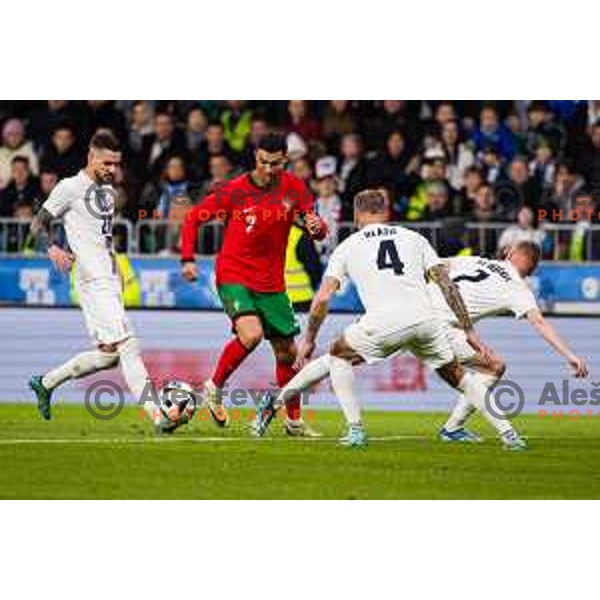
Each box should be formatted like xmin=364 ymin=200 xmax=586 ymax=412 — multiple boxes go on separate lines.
xmin=376 ymin=240 xmax=404 ymax=275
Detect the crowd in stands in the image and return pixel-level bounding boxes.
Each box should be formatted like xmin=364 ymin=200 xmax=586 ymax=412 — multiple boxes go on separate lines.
xmin=1 ymin=100 xmax=600 ymax=259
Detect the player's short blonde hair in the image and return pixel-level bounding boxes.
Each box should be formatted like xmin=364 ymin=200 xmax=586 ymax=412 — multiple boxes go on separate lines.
xmin=354 ymin=189 xmax=388 ymax=214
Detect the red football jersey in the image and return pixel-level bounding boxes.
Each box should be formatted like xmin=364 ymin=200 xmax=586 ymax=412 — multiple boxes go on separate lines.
xmin=181 ymin=171 xmax=325 ymax=293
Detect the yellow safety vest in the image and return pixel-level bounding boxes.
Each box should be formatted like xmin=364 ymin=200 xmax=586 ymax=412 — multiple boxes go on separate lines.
xmin=285 ymin=226 xmax=314 ymax=304
xmin=70 ymin=253 xmax=142 ymax=307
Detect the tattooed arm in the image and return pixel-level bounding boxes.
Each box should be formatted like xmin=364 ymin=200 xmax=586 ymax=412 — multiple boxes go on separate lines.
xmin=294 ymin=276 xmax=340 ymax=369
xmin=30 ymin=208 xmax=73 ymax=272
xmin=426 ymin=263 xmax=472 ymax=331
xmin=426 ymin=263 xmax=489 ymax=354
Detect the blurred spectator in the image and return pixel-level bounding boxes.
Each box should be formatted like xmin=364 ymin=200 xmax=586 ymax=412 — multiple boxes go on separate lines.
xmin=139 ymin=112 xmax=187 ymax=182
xmin=468 ymin=184 xmax=500 ymax=255
xmin=529 ymin=139 xmax=556 ymax=189
xmin=575 ymin=121 xmax=600 ymax=186
xmin=548 ymin=159 xmax=586 ymax=216
xmin=440 ymin=118 xmax=474 ymax=190
xmin=39 ymin=169 xmax=59 ymax=201
xmin=83 ymin=100 xmax=127 ymax=143
xmin=337 ymin=133 xmax=368 ymax=220
xmin=500 ymin=156 xmax=541 ymax=218
xmin=28 ymin=101 xmax=80 ymax=151
xmin=286 ymin=132 xmax=308 ymax=162
xmin=497 ymin=206 xmax=544 ymax=251
xmin=458 ymin=166 xmax=485 ymax=215
xmin=362 ymin=100 xmax=420 ymax=150
xmin=567 ymin=194 xmax=600 ymax=260
xmin=290 ymin=156 xmax=313 ymax=184
xmin=367 ymin=130 xmax=416 ymax=212
xmin=128 ymin=101 xmax=154 ymax=153
xmin=472 ymin=105 xmax=515 ymax=161
xmin=526 ymin=101 xmax=565 ymax=158
xmin=284 ymin=223 xmax=323 ymax=312
xmin=313 ymin=156 xmax=342 ymax=256
xmin=0 ymin=119 xmax=39 ymax=189
xmin=195 ymin=121 xmax=234 ymax=182
xmin=40 ymin=124 xmax=84 ymax=179
xmin=198 ymin=154 xmax=235 ymax=197
xmin=423 ymin=181 xmax=451 ymax=220
xmin=322 ymin=101 xmax=355 ymax=153
xmin=505 ymin=112 xmax=528 ymax=155
xmin=221 ymin=100 xmax=252 ymax=153
xmin=480 ymin=145 xmax=506 ymax=184
xmin=0 ymin=157 xmax=40 ymax=216
xmin=286 ymin=101 xmax=321 ymax=142
xmin=186 ymin=106 xmax=208 ymax=153
xmin=241 ymin=117 xmax=269 ymax=169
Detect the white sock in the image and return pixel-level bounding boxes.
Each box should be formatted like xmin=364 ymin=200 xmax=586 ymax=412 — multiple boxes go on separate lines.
xmin=117 ymin=337 xmax=156 ymax=417
xmin=276 ymin=354 xmax=331 ymax=411
xmin=42 ymin=350 xmax=119 ymax=390
xmin=444 ymin=372 xmax=498 ymax=431
xmin=458 ymin=372 xmax=513 ymax=436
xmin=329 ymin=355 xmax=361 ymax=425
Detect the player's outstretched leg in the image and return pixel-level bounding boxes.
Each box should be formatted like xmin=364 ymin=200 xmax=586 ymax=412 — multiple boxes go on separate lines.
xmin=29 ymin=349 xmax=119 ymax=420
xmin=437 ymin=361 xmax=527 ymax=451
xmin=440 ymin=351 xmax=506 ymax=443
xmin=252 ymin=354 xmax=331 ymax=436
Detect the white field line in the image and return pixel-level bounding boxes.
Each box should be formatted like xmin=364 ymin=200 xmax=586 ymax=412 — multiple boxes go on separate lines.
xmin=0 ymin=435 xmax=426 ymax=445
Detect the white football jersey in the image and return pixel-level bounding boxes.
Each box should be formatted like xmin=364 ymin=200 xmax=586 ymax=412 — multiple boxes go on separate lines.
xmin=43 ymin=170 xmax=116 ymax=282
xmin=429 ymin=256 xmax=538 ymax=325
xmin=324 ymin=223 xmax=442 ymax=325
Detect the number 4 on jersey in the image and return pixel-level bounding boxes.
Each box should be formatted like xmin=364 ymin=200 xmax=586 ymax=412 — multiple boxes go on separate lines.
xmin=376 ymin=240 xmax=404 ymax=275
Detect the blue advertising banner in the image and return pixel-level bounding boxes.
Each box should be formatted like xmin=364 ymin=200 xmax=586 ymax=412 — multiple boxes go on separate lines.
xmin=0 ymin=256 xmax=599 ymax=313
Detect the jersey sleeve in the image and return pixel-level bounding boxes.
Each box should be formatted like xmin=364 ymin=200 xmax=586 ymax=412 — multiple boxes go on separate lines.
xmin=323 ymin=241 xmax=349 ymax=286
xmin=508 ymin=281 xmax=538 ymax=319
xmin=42 ymin=180 xmax=71 ymax=217
xmin=421 ymin=236 xmax=443 ymax=272
xmin=289 ymin=173 xmax=315 ymax=212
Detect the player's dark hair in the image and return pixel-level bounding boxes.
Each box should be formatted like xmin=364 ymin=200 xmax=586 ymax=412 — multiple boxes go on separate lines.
xmin=90 ymin=130 xmax=121 ymax=152
xmin=257 ymin=133 xmax=287 ymax=154
xmin=514 ymin=241 xmax=541 ymax=269
xmin=354 ymin=189 xmax=388 ymax=214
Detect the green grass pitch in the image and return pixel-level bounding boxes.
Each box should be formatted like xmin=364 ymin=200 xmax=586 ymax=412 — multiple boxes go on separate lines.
xmin=1 ymin=403 xmax=600 ymax=499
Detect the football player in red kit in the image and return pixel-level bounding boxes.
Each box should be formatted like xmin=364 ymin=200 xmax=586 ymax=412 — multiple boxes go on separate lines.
xmin=180 ymin=133 xmax=327 ymax=435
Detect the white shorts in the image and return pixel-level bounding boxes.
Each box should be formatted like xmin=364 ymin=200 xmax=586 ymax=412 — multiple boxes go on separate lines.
xmin=343 ymin=314 xmax=454 ymax=370
xmin=445 ymin=325 xmax=477 ymax=363
xmin=77 ymin=276 xmax=132 ymax=345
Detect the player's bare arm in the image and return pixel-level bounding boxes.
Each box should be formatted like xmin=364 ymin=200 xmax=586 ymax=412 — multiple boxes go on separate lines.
xmin=295 ymin=276 xmax=340 ymax=369
xmin=30 ymin=207 xmax=73 ymax=272
xmin=526 ymin=308 xmax=589 ymax=377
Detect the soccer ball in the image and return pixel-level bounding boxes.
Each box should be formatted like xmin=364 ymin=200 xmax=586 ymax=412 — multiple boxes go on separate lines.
xmin=160 ymin=380 xmax=197 ymax=424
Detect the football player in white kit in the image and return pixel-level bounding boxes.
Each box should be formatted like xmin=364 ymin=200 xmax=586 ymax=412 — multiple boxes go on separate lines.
xmin=434 ymin=241 xmax=588 ymax=442
xmin=28 ymin=132 xmax=159 ymax=425
xmin=254 ymin=189 xmax=527 ymax=449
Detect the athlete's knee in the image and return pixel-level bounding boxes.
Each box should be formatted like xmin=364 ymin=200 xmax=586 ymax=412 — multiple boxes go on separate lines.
xmin=98 ymin=342 xmax=118 ymax=354
xmin=273 ymin=340 xmax=297 ymax=365
xmin=330 ymin=337 xmax=363 ymax=365
xmin=236 ymin=323 xmax=263 ymax=350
